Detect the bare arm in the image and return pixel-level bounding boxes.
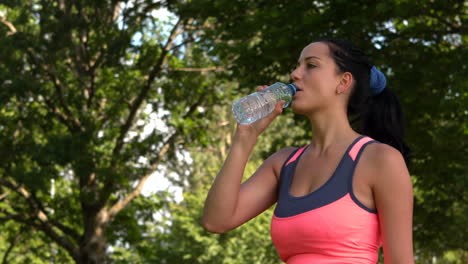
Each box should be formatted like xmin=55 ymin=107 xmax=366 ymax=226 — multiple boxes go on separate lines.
xmin=202 ymin=135 xmax=293 ymax=233
xmin=202 ymin=86 xmax=291 ymax=233
xmin=371 ymin=144 xmax=414 ymax=264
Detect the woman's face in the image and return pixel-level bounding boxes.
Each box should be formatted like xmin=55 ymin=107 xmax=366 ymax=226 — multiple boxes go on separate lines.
xmin=290 ymin=42 xmax=343 ymax=114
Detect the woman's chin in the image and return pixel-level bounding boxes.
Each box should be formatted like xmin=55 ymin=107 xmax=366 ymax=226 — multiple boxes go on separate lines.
xmin=291 ymin=101 xmax=318 ymax=116
xmin=291 ymin=102 xmax=307 ymax=115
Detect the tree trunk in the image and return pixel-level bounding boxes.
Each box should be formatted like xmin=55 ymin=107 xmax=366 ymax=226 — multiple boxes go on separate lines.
xmin=77 ymin=209 xmax=109 ymax=264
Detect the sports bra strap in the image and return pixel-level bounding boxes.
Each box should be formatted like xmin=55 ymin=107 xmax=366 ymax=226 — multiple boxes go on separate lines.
xmin=284 ymin=136 xmax=376 ymax=167
xmin=285 ymin=145 xmax=308 ymax=167
xmin=348 ymin=137 xmax=374 ymax=161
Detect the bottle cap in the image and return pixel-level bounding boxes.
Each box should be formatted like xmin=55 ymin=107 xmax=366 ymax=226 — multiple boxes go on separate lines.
xmin=287 ymin=84 xmax=297 ymax=95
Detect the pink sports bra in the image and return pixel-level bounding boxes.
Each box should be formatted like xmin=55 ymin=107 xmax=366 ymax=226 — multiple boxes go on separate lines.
xmin=270 ymin=135 xmax=382 ymax=264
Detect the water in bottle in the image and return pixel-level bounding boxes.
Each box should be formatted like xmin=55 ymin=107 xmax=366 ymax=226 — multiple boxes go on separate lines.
xmin=232 ymin=82 xmax=297 ymax=124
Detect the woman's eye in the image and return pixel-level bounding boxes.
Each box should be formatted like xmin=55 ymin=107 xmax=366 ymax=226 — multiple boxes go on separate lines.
xmin=307 ymin=64 xmax=316 ymax=69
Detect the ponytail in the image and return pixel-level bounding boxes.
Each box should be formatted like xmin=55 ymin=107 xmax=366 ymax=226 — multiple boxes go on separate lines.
xmin=363 ymin=87 xmax=412 ymax=167
xmin=319 ymin=38 xmax=412 ymax=167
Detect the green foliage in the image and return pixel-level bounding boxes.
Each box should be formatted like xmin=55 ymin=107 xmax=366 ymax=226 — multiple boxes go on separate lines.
xmin=0 ymin=0 xmax=230 ymax=262
xmin=0 ymin=0 xmax=466 ymax=262
xmin=107 ymin=192 xmax=170 ymax=264
xmin=151 ymin=189 xmax=281 ymax=264
xmin=0 ymin=220 xmax=73 ymax=263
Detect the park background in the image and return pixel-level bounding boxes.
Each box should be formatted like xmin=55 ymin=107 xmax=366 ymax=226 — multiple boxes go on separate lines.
xmin=0 ymin=0 xmax=466 ymax=263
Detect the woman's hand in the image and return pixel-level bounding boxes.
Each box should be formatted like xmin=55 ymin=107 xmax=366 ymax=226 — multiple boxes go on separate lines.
xmin=235 ymin=85 xmax=286 ymax=140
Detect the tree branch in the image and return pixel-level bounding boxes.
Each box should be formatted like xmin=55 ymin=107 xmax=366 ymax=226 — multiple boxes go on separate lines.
xmin=169 ymin=37 xmax=195 ymax=51
xmin=73 ymin=4 xmax=94 ymax=112
xmin=45 ymin=67 xmax=82 ymax=130
xmin=111 ymin=18 xmax=184 ymax=158
xmin=0 ymin=191 xmax=9 ymax=200
xmin=426 ymin=13 xmax=463 ymax=33
xmin=42 ymin=95 xmax=78 ymax=132
xmin=0 ymin=179 xmax=47 ymax=220
xmin=169 ymin=21 xmax=200 ymax=52
xmin=0 ymin=179 xmax=81 ymax=243
xmin=0 ymin=16 xmax=17 ymax=36
xmin=0 ymin=206 xmax=79 ymax=260
xmin=112 ymin=1 xmax=122 ymax=22
xmin=108 ymin=99 xmax=203 ymax=218
xmin=25 ymin=49 xmax=82 ymax=132
xmin=30 ymin=5 xmax=83 ymax=129
xmin=0 ymin=184 xmax=80 ymax=258
xmin=37 ymin=220 xmax=79 ymax=259
xmin=168 ymin=66 xmax=225 ymax=72
xmin=0 ymin=210 xmax=36 ymax=228
xmin=108 ymin=132 xmax=176 ymax=218
xmin=1 ymin=233 xmax=20 ymax=264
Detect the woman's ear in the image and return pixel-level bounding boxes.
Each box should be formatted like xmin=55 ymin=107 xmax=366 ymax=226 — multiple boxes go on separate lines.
xmin=336 ymin=72 xmax=353 ymax=94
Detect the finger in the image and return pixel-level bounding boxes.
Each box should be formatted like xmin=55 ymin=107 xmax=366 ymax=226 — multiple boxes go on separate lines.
xmin=263 ymin=100 xmax=285 ymax=122
xmin=248 ymin=100 xmax=285 ymax=135
xmin=275 ymin=100 xmax=286 ymax=113
xmin=256 ymin=85 xmax=268 ymax=92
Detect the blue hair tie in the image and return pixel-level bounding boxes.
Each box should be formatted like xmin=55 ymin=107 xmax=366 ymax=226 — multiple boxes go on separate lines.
xmin=370 ymin=66 xmax=386 ymax=95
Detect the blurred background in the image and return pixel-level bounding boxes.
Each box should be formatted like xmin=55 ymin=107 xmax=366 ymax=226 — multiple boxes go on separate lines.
xmin=0 ymin=0 xmax=466 ymax=263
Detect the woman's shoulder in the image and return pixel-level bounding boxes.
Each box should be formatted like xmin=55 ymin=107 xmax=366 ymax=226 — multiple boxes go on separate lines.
xmin=264 ymin=146 xmax=303 ymax=178
xmin=362 ymin=141 xmax=406 ymax=167
xmin=272 ymin=146 xmax=304 ymax=162
xmin=360 ymin=141 xmax=411 ymax=185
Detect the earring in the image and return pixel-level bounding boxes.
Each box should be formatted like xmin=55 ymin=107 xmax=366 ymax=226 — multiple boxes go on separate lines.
xmin=336 ymin=90 xmax=342 ymax=94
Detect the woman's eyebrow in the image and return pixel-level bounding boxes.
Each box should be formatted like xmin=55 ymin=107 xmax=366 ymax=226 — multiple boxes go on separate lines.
xmin=298 ymin=56 xmax=321 ymax=64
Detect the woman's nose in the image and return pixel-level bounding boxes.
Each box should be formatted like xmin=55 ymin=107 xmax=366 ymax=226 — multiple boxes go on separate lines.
xmin=290 ymin=67 xmax=300 ymax=81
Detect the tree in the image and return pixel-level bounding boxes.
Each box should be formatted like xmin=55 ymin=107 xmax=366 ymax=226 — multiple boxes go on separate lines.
xmin=0 ymin=0 xmax=223 ymax=262
xmin=0 ymin=0 xmax=466 ymax=262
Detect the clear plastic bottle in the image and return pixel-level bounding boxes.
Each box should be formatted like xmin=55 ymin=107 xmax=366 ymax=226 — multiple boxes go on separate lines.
xmin=232 ymin=82 xmax=297 ymax=124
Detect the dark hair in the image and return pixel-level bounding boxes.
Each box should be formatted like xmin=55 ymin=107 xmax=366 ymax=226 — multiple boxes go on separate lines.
xmin=319 ymin=39 xmax=411 ymax=167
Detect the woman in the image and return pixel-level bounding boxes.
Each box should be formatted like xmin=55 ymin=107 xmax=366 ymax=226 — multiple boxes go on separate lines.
xmin=202 ymin=39 xmax=414 ymax=264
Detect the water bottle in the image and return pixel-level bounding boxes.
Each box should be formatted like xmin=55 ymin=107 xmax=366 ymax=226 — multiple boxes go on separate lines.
xmin=232 ymin=82 xmax=297 ymax=124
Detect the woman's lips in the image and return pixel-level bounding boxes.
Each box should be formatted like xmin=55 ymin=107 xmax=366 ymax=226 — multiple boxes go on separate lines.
xmin=294 ymin=84 xmax=302 ymax=92
xmin=294 ymin=90 xmax=301 ymax=98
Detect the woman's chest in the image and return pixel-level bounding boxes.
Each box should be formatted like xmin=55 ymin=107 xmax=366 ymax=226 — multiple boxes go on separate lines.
xmin=290 ymin=154 xmax=343 ymax=197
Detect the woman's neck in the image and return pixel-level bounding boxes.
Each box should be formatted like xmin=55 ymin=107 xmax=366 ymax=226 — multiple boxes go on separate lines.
xmin=307 ymin=109 xmax=360 ymax=156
